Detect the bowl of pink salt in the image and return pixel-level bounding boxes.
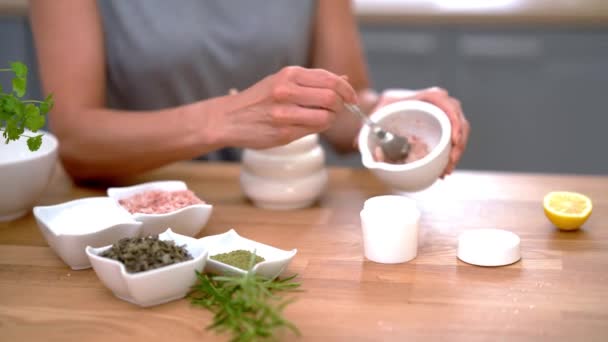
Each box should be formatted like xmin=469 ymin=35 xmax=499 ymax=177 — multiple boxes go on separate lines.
xmin=107 ymin=180 xmax=213 ymax=237
xmin=358 ymin=100 xmax=452 ymax=192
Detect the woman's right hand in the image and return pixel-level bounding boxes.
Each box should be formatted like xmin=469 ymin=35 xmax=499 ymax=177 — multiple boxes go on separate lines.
xmin=213 ymin=66 xmax=357 ymax=149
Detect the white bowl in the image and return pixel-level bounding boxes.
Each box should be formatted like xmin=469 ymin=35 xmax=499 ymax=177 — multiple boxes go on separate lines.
xmin=199 ymin=229 xmax=297 ymax=279
xmin=240 ymin=134 xmax=328 ymax=210
xmin=253 ymin=133 xmax=320 ymax=156
xmin=0 ymin=131 xmax=58 ymax=221
xmin=86 ymin=228 xmax=208 ymax=307
xmin=107 ymin=180 xmax=213 ymax=237
xmin=240 ymin=170 xmax=328 ymax=210
xmin=358 ymin=100 xmax=452 ymax=192
xmin=33 ymin=197 xmax=143 ymax=270
xmin=242 ymin=144 xmax=325 ymax=180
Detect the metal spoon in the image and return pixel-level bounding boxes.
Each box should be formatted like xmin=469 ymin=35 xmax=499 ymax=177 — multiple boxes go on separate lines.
xmin=345 ymin=103 xmax=411 ymax=162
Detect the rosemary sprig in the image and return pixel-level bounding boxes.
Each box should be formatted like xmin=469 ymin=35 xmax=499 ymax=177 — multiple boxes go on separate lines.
xmin=189 ymin=254 xmax=301 ymax=342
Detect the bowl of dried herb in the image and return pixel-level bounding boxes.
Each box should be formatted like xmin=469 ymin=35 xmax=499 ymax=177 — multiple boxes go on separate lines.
xmin=86 ymin=228 xmax=208 ymax=307
xmin=200 ymin=229 xmax=297 ymax=280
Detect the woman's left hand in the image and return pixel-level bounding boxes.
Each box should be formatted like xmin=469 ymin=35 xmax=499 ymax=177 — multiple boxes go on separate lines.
xmin=373 ymin=87 xmax=470 ymax=177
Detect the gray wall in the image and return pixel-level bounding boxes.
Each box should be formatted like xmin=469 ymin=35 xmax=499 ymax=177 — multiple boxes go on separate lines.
xmin=0 ymin=16 xmax=41 ymax=103
xmin=2 ymin=17 xmax=607 ymax=174
xmin=358 ymin=24 xmax=608 ymax=175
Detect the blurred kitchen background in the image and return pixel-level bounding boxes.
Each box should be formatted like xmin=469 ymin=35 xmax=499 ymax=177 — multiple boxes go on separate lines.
xmin=1 ymin=0 xmax=607 ymax=174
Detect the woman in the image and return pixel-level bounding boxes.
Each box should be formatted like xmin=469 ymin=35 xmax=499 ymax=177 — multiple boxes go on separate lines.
xmin=29 ymin=0 xmax=469 ymax=181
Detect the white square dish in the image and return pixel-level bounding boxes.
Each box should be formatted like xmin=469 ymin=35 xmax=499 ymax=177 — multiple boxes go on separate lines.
xmin=107 ymin=180 xmax=213 ymax=237
xmin=86 ymin=228 xmax=208 ymax=307
xmin=33 ymin=197 xmax=143 ymax=270
xmin=199 ymin=229 xmax=297 ymax=279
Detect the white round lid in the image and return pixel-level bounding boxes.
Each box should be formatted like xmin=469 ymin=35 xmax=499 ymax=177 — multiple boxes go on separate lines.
xmin=457 ymin=229 xmax=521 ymax=267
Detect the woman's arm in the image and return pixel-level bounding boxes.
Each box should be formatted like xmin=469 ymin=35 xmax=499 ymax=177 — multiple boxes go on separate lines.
xmin=29 ymin=0 xmax=222 ymax=180
xmin=30 ymin=0 xmax=357 ymax=181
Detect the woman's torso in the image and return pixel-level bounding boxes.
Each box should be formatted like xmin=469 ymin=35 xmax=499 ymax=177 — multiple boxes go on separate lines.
xmin=97 ymin=0 xmax=317 ymax=160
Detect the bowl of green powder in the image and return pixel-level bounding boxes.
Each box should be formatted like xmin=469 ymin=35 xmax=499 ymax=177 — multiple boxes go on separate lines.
xmin=200 ymin=229 xmax=297 ymax=279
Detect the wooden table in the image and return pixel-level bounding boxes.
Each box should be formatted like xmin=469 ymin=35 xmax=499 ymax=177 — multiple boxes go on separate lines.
xmin=1 ymin=162 xmax=607 ymax=341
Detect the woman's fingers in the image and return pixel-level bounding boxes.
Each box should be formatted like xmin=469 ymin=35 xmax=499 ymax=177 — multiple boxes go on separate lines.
xmin=445 ymin=98 xmax=470 ymax=175
xmin=285 ymin=66 xmax=358 ymax=104
xmin=410 ymin=87 xmax=470 ymax=176
xmin=445 ymin=112 xmax=471 ymax=175
xmin=225 ymin=66 xmax=361 ymax=150
xmin=272 ymin=83 xmax=345 ymax=113
xmin=269 ymin=104 xmax=336 ymax=130
xmin=414 ymin=88 xmax=462 ymax=145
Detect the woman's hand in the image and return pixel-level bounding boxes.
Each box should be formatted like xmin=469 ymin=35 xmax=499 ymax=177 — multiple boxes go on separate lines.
xmin=373 ymin=87 xmax=470 ymax=176
xmin=215 ymin=66 xmax=357 ymax=149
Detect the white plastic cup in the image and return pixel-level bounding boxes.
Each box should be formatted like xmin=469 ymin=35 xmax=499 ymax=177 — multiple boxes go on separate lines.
xmin=360 ymin=195 xmax=420 ymax=264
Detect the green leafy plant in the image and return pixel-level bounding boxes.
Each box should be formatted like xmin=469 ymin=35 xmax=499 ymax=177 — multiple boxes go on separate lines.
xmin=189 ymin=255 xmax=301 ymax=341
xmin=0 ymin=61 xmax=54 ymax=151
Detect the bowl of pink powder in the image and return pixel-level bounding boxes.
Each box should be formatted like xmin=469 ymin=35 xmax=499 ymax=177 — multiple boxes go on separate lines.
xmin=107 ymin=180 xmax=213 ymax=237
xmin=358 ymin=100 xmax=452 ymax=192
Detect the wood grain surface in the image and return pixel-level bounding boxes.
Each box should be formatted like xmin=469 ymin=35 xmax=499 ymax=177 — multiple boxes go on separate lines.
xmin=1 ymin=162 xmax=607 ymax=341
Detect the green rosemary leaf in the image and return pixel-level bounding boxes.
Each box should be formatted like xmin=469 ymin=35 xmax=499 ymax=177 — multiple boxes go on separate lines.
xmin=189 ymin=254 xmax=301 ymax=341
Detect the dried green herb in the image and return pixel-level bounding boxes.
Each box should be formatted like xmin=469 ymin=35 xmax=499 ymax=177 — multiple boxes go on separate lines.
xmin=100 ymin=235 xmax=192 ymax=273
xmin=210 ymin=250 xmax=265 ymax=271
xmin=189 ymin=253 xmax=301 ymax=342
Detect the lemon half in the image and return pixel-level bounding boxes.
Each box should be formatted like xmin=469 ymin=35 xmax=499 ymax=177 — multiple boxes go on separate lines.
xmin=543 ymin=191 xmax=592 ymax=231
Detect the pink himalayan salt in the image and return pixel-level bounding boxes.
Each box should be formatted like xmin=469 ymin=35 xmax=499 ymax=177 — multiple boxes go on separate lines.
xmin=373 ymin=134 xmax=429 ymax=164
xmin=119 ymin=190 xmax=204 ymax=214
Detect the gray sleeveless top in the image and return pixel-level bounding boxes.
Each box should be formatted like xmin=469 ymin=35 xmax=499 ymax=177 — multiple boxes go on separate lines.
xmin=97 ymin=0 xmax=316 ymax=160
